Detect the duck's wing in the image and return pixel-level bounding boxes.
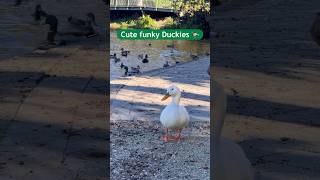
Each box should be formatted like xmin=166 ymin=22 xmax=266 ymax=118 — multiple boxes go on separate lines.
xmin=178 ymin=106 xmax=190 ymax=127
xmin=68 ymin=17 xmax=86 ymax=27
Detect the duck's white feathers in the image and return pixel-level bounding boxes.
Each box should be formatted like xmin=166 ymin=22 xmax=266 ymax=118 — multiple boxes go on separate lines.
xmin=160 ymin=103 xmax=189 ymax=129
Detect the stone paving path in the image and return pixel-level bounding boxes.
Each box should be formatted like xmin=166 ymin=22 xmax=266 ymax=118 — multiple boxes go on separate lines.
xmin=214 ymin=0 xmax=320 ymax=179
xmin=0 ymin=45 xmax=108 ymax=179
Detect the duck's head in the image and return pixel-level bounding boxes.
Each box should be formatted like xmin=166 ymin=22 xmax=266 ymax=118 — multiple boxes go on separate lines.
xmin=161 ymin=85 xmax=181 ymax=101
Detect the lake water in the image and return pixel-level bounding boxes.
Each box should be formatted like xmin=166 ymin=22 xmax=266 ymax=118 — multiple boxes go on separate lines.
xmin=110 ymin=31 xmax=210 ymax=80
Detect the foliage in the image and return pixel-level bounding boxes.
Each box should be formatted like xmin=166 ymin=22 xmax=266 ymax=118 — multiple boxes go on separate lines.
xmin=162 ymin=17 xmax=179 ymax=28
xmin=134 ymin=15 xmax=158 ymax=29
xmin=172 ymin=0 xmax=210 ymax=38
xmin=173 ymin=0 xmax=210 ymax=16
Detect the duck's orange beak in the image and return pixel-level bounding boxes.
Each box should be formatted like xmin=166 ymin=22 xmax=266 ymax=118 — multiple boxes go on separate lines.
xmin=161 ymin=93 xmax=170 ymax=101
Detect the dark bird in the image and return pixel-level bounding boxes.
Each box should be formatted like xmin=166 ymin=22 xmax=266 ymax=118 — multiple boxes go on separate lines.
xmin=68 ymin=16 xmax=86 ymax=26
xmin=123 ymin=66 xmax=129 ymax=76
xmin=131 ymin=65 xmax=140 ymax=72
xmin=68 ymin=13 xmax=97 ymax=27
xmin=43 ymin=14 xmax=59 ymax=44
xmin=121 ymin=48 xmax=130 ymax=56
xmin=110 ymin=53 xmax=116 ymax=59
xmin=231 ymin=88 xmax=239 ymax=96
xmin=167 ymin=44 xmax=174 ymax=48
xmin=114 ymin=57 xmax=120 ymax=63
xmin=128 ymin=66 xmax=141 ymax=75
xmin=311 ymin=12 xmax=320 ymax=46
xmin=142 ymin=55 xmax=149 ymax=63
xmin=31 ymin=4 xmax=47 ymax=22
xmin=138 ymin=54 xmax=144 ymax=59
xmin=120 ymin=62 xmax=125 ymax=69
xmin=190 ymin=54 xmax=199 ymax=60
xmin=163 ymin=61 xmax=169 ymax=68
xmin=62 ymin=13 xmax=98 ymax=38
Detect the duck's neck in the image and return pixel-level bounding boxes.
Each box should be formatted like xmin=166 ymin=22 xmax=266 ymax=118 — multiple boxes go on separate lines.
xmin=171 ymin=94 xmax=181 ymax=105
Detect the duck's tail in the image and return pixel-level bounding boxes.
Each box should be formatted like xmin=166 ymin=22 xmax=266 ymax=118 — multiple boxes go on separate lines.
xmin=213 ymin=81 xmax=227 ymax=146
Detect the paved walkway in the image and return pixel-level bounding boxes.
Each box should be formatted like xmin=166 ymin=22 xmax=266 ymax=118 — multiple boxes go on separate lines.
xmin=0 ymin=44 xmax=108 ymax=179
xmin=110 ymin=58 xmax=210 ymax=179
xmin=214 ymin=0 xmax=320 ymax=179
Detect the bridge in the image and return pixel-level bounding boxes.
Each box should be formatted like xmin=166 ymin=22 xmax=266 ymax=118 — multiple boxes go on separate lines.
xmin=110 ymin=0 xmax=175 ymax=12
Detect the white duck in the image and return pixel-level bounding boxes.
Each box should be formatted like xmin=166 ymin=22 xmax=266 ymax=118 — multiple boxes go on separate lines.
xmin=160 ymin=85 xmax=189 ymax=142
xmin=213 ymin=81 xmax=254 ymax=180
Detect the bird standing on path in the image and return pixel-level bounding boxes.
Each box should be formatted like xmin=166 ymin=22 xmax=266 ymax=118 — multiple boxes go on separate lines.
xmin=311 ymin=12 xmax=320 ymax=46
xmin=160 ymin=85 xmax=189 ymax=142
xmin=163 ymin=61 xmax=169 ymax=68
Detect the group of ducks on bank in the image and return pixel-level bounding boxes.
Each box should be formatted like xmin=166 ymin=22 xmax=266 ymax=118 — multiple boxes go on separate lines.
xmin=110 ymin=48 xmax=146 ymax=76
xmin=31 ymin=4 xmax=98 ymax=46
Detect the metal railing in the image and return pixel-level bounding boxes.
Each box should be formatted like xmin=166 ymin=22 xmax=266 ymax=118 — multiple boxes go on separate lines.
xmin=110 ymin=0 xmax=174 ymax=10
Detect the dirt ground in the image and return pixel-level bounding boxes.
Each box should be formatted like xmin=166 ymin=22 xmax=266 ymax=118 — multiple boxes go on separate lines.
xmin=110 ymin=58 xmax=210 ymax=179
xmin=213 ymin=0 xmax=320 ymax=179
xmin=0 ymin=1 xmax=108 ymax=179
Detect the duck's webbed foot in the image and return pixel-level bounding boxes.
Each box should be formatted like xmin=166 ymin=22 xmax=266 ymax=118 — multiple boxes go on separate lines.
xmin=161 ymin=135 xmax=169 ymax=142
xmin=161 ymin=128 xmax=178 ymax=142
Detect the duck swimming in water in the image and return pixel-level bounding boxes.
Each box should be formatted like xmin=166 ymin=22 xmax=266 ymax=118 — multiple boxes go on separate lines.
xmin=142 ymin=55 xmax=149 ymax=63
xmin=128 ymin=66 xmax=141 ymax=76
xmin=131 ymin=65 xmax=140 ymax=72
xmin=121 ymin=48 xmax=130 ymax=56
xmin=138 ymin=54 xmax=144 ymax=59
xmin=163 ymin=61 xmax=169 ymax=68
xmin=167 ymin=44 xmax=174 ymax=48
xmin=160 ymin=85 xmax=189 ymax=142
xmin=190 ymin=54 xmax=199 ymax=60
xmin=114 ymin=57 xmax=120 ymax=63
xmin=110 ymin=53 xmax=116 ymax=59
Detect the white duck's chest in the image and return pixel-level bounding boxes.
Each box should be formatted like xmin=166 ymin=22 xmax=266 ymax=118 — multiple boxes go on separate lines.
xmin=160 ymin=104 xmax=189 ymax=129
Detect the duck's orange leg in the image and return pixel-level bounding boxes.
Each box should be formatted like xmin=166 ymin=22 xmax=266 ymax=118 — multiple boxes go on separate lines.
xmin=174 ymin=129 xmax=182 ymax=141
xmin=161 ymin=128 xmax=177 ymax=142
xmin=161 ymin=128 xmax=169 ymax=142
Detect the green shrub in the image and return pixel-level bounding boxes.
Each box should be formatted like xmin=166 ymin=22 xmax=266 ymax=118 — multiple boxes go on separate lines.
xmin=135 ymin=15 xmax=158 ymax=29
xmin=119 ymin=22 xmax=129 ymax=29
